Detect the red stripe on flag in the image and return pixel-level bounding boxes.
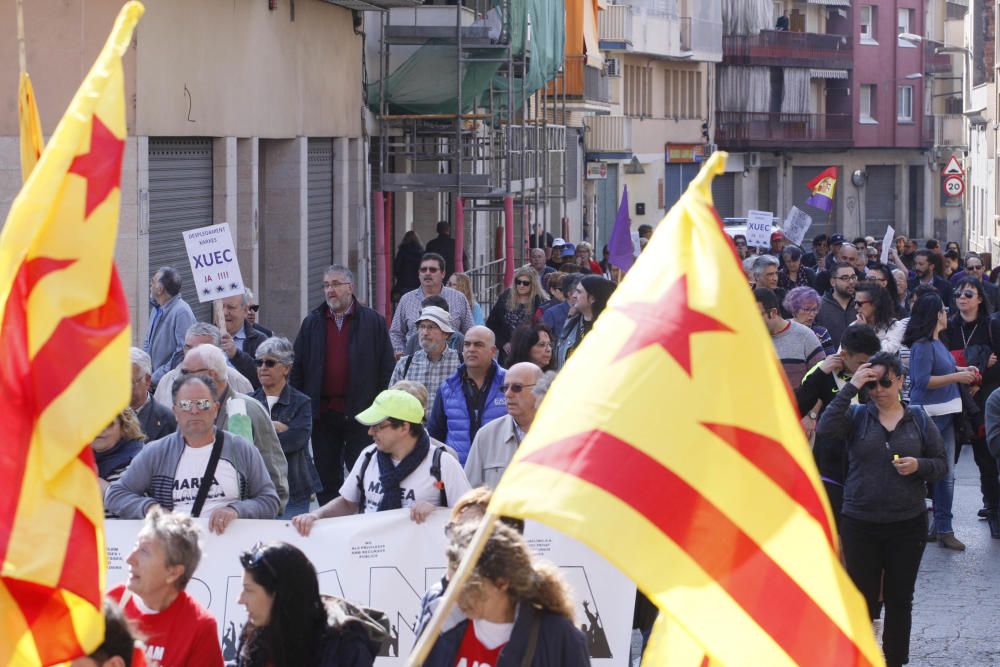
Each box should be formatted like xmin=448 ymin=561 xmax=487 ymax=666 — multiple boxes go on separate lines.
xmin=701 ymin=423 xmax=835 ymax=548
xmin=522 ymin=431 xmax=873 ymax=666
xmin=58 ymin=507 xmax=102 ymax=608
xmin=4 ymin=578 xmax=85 ymax=664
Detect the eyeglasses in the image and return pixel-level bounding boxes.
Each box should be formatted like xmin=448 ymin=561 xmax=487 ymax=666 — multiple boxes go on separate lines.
xmin=323 ymin=281 xmax=352 ymax=289
xmin=254 ymin=358 xmax=280 ymax=368
xmin=968 ymin=265 xmax=984 ymax=271
xmin=958 ymin=290 xmax=978 ymax=300
xmin=834 ymin=275 xmax=858 ymax=282
xmin=370 ymin=420 xmax=396 ymax=432
xmin=500 ymin=383 xmax=536 ymax=394
xmin=515 ymin=279 xmax=532 ymax=287
xmin=533 ymin=341 xmax=554 ymax=349
xmin=175 ymin=398 xmax=214 ymax=412
xmin=179 ymin=367 xmax=211 ymax=377
xmin=248 ymin=304 xmax=260 ymax=312
xmin=797 ymin=306 xmax=819 ymax=314
xmin=239 ymin=542 xmax=277 ymax=577
xmin=864 ymin=376 xmax=897 ymax=390
xmin=855 ymin=300 xmax=872 ymax=307
xmin=419 ymin=266 xmax=441 ymax=273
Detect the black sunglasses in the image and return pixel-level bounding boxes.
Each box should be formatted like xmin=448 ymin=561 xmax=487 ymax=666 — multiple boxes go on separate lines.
xmin=254 ymin=358 xmax=280 ymax=368
xmin=500 ymin=382 xmax=536 ymax=394
xmin=515 ymin=279 xmax=531 ymax=287
xmin=864 ymin=376 xmax=896 ymax=390
xmin=958 ymin=290 xmax=978 ymax=300
xmin=248 ymin=304 xmax=260 ymax=312
xmin=240 ymin=541 xmax=277 ymax=577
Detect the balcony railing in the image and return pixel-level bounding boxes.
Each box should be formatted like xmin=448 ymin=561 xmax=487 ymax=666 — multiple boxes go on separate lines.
xmin=716 ymin=111 xmax=853 ymax=149
xmin=558 ymin=55 xmax=610 ymax=103
xmin=584 ymin=115 xmax=631 ymax=154
xmin=925 ymin=47 xmax=952 ymax=74
xmin=723 ymin=30 xmax=852 ymax=69
xmin=599 ymin=4 xmax=632 ymax=46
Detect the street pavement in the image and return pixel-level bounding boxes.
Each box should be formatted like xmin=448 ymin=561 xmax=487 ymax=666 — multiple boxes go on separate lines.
xmin=910 ymin=447 xmax=1000 ymax=666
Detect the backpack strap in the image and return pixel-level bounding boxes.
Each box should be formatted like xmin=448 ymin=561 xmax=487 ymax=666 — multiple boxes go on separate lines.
xmin=908 ymin=405 xmax=928 ymax=441
xmin=519 ymin=606 xmax=542 ymax=667
xmin=356 ymin=449 xmax=377 ymax=514
xmin=191 ymin=428 xmax=226 ymax=518
xmin=402 ymin=354 xmax=415 ymax=379
xmin=430 ymin=446 xmax=447 ymax=507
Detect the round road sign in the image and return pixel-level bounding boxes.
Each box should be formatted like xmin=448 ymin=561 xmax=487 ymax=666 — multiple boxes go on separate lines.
xmin=943 ymin=175 xmax=965 ymax=198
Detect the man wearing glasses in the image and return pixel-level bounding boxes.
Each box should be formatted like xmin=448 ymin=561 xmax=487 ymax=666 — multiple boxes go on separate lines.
xmin=291 ymin=390 xmax=471 ymax=535
xmin=464 ymin=362 xmax=544 ymax=488
xmin=105 ymin=374 xmax=281 ymax=532
xmin=220 ymin=291 xmax=267 ymax=390
xmin=389 ymin=253 xmax=474 ymax=357
xmin=817 ymin=262 xmax=859 ymax=350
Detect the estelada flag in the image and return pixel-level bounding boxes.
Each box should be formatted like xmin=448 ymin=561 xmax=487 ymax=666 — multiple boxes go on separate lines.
xmin=18 ymin=72 xmax=44 ymax=183
xmin=805 ymin=166 xmax=838 ymax=213
xmin=0 ymin=3 xmax=144 ymax=664
xmin=488 ymin=152 xmax=883 ymax=666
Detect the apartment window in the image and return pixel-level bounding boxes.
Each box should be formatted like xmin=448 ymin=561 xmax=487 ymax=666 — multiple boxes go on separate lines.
xmin=860 ymin=84 xmax=877 ymax=123
xmin=665 ymin=69 xmax=702 ymax=119
xmin=625 ymin=64 xmax=652 ymax=118
xmin=897 ymin=85 xmax=913 ymax=122
xmin=897 ymin=8 xmax=915 ymax=46
xmin=860 ymin=6 xmax=877 ymax=43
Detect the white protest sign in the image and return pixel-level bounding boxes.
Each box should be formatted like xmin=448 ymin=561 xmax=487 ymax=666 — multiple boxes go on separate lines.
xmin=880 ymin=225 xmax=895 ymax=265
xmin=105 ymin=511 xmax=635 ymax=667
xmin=782 ymin=206 xmax=813 ymax=247
xmin=745 ymin=210 xmax=773 ymax=248
xmin=183 ymin=223 xmax=245 ymax=303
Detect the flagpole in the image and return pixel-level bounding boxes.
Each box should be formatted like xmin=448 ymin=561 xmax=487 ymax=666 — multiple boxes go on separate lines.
xmin=406 ymin=512 xmax=499 ymax=666
xmin=16 ymin=0 xmax=26 ymax=75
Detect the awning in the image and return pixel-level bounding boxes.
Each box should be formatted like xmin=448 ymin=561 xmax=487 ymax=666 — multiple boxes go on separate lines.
xmin=810 ymin=68 xmax=849 ymax=79
xmin=807 ymin=0 xmax=851 ymax=5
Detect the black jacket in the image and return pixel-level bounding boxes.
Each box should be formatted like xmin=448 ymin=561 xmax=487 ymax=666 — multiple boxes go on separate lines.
xmin=795 ymin=362 xmax=862 ymax=485
xmin=250 ymin=382 xmax=322 ymax=505
xmin=907 ymin=274 xmax=953 ymax=307
xmin=425 ymin=233 xmax=469 ymax=279
xmin=290 ymin=299 xmax=395 ymax=417
xmin=423 ymin=603 xmax=590 ymax=667
xmin=136 ymin=397 xmax=176 ymax=441
xmin=393 ymin=241 xmax=425 ymax=296
xmin=231 ymin=321 xmax=269 ymax=390
xmin=815 ymin=291 xmax=855 ymax=351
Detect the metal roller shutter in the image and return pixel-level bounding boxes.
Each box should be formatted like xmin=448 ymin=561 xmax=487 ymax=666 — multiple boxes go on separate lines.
xmin=148 ymin=138 xmax=214 ymax=323
xmin=711 ymin=172 xmax=736 ymax=218
xmin=664 ymin=163 xmax=699 ymax=212
xmin=308 ymin=139 xmax=334 ymax=308
xmin=864 ymin=166 xmax=896 ymax=237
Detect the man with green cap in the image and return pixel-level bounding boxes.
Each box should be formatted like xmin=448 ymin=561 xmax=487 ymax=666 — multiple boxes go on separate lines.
xmin=291 ymin=390 xmax=471 ymax=535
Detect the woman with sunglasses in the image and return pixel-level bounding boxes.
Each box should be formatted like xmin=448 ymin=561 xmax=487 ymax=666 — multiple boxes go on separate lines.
xmin=237 ymin=541 xmax=385 ymax=667
xmin=945 ymin=278 xmax=1000 ymax=537
xmin=904 ymin=293 xmax=980 ymax=551
xmin=852 ymin=282 xmax=905 ymax=354
xmin=816 ymin=352 xmax=946 ymax=667
xmin=250 ymin=337 xmax=322 ymax=519
xmin=486 ymin=267 xmax=547 ymax=366
xmin=506 ymin=322 xmax=556 ymax=372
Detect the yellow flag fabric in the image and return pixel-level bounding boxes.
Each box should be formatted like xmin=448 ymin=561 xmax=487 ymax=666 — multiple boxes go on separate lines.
xmin=18 ymin=71 xmax=44 ymax=183
xmin=0 ymin=3 xmax=143 ymax=665
xmin=488 ymin=152 xmax=884 ymax=666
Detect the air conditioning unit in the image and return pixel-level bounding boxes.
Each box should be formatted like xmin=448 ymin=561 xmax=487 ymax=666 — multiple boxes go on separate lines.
xmin=748 ymin=152 xmax=761 ymax=168
xmin=606 ymin=57 xmax=622 ymax=77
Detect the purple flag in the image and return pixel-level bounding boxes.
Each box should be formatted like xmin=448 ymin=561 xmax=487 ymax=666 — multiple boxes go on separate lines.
xmin=608 ymin=185 xmax=635 ymax=272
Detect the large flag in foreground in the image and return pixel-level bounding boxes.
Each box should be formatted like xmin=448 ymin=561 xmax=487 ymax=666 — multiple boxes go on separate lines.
xmin=0 ymin=3 xmax=143 ymax=664
xmin=488 ymin=152 xmax=883 ymax=666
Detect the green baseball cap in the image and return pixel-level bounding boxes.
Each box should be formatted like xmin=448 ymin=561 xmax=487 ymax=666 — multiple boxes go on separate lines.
xmin=355 ymin=390 xmax=424 ymax=426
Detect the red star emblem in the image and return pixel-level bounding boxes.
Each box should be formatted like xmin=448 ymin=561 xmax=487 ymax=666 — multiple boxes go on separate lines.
xmin=68 ymin=115 xmax=125 ymax=218
xmin=613 ymin=275 xmax=732 ymax=375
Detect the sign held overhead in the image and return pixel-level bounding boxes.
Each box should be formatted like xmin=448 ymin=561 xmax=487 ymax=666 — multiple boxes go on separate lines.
xmin=183 ymin=223 xmax=246 ymax=303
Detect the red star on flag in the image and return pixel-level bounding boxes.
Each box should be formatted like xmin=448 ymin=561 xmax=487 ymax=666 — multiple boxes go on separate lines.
xmin=613 ymin=275 xmax=732 ymax=375
xmin=68 ymin=115 xmax=125 ymax=218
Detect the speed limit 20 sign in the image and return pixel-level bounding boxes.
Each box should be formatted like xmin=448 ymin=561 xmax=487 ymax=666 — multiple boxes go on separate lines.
xmin=943 ymin=175 xmax=965 ymax=198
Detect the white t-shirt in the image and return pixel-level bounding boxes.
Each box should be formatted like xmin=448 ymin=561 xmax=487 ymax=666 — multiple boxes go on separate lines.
xmin=340 ymin=443 xmax=471 ymax=514
xmin=172 ymin=445 xmax=240 ymax=516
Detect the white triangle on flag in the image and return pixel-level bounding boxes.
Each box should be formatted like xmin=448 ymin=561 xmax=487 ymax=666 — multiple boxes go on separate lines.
xmin=943 ymin=155 xmax=964 ymax=175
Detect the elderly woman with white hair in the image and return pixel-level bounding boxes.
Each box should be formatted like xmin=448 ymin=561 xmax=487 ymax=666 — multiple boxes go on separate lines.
xmin=250 ymin=337 xmax=322 ymax=519
xmin=108 ymin=509 xmax=225 ymax=666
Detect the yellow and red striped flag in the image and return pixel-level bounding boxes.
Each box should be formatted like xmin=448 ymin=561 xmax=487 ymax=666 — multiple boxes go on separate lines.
xmin=488 ymin=151 xmax=884 ymax=666
xmin=0 ymin=3 xmax=144 ymax=664
xmin=18 ymin=71 xmax=44 ymax=183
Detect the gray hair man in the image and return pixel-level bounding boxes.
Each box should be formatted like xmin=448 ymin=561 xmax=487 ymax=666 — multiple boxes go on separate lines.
xmin=105 ymin=509 xmax=224 ymax=665
xmin=220 ymin=291 xmax=267 ymax=390
xmin=143 ymin=267 xmax=196 ymax=387
xmin=389 ymin=306 xmax=462 ymax=415
xmin=130 ymin=347 xmax=176 ymax=441
xmin=178 ymin=344 xmax=289 ymax=511
xmin=152 ymin=322 xmax=253 ymax=408
xmin=464 ymin=362 xmax=544 ymax=488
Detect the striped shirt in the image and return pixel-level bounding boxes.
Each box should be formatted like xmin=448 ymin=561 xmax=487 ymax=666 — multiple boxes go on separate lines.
xmin=389 ymin=286 xmax=473 ymax=352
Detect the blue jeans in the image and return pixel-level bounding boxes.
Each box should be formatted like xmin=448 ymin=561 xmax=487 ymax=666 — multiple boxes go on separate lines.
xmin=930 ymin=415 xmax=956 ymax=535
xmin=280 ymin=499 xmax=311 ymax=520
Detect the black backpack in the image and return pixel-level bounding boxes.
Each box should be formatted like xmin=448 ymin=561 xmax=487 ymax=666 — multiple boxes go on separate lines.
xmin=356 ymin=446 xmax=448 ymax=513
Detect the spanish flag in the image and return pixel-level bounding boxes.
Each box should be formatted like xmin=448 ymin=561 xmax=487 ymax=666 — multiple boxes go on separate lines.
xmin=488 ymin=152 xmax=883 ymax=666
xmin=18 ymin=72 xmax=44 ymax=183
xmin=0 ymin=3 xmax=143 ymax=664
xmin=805 ymin=166 xmax=838 ymax=214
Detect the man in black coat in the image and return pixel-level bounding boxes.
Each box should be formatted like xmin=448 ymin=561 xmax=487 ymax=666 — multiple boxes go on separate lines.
xmin=130 ymin=347 xmax=177 ymax=441
xmin=291 ymin=265 xmax=395 ymax=503
xmin=424 ymin=221 xmax=469 ymax=279
xmin=221 ymin=292 xmax=268 ymax=390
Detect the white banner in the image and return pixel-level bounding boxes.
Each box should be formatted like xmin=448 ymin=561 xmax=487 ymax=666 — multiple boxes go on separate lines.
xmin=106 ymin=511 xmax=635 ymax=666
xmin=182 ymin=223 xmax=245 ymax=303
xmin=782 ymin=206 xmax=812 ymax=247
xmin=745 ymin=210 xmax=773 ymax=248
xmin=880 ymin=225 xmax=895 ymax=265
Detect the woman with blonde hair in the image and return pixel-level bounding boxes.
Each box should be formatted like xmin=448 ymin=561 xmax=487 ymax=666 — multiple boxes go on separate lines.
xmin=448 ymin=272 xmax=484 ymax=326
xmin=486 ymin=267 xmax=547 ymax=365
xmin=93 ymin=407 xmax=145 ymax=497
xmin=575 ymin=241 xmax=603 ymax=275
xmin=421 ymin=521 xmax=590 ymax=666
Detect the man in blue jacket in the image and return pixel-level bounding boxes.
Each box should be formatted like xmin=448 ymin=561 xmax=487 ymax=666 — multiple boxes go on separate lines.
xmin=291 ymin=265 xmax=396 ymax=504
xmin=143 ymin=267 xmax=196 ymax=388
xmin=428 ymin=326 xmax=507 ymax=464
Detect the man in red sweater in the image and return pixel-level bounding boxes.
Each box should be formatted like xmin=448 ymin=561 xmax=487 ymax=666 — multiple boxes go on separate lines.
xmin=109 ymin=510 xmax=223 ymax=667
